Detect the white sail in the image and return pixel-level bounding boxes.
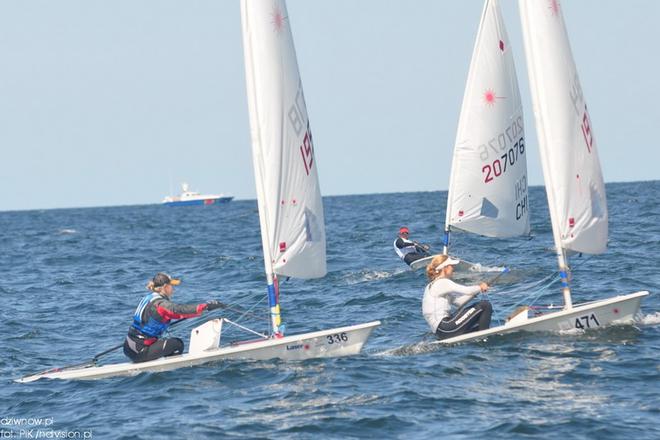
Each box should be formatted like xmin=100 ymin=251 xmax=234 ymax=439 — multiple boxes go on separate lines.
xmin=241 ymin=0 xmax=326 ymax=279
xmin=446 ymin=0 xmax=530 ymax=239
xmin=519 ymin=0 xmax=607 ymax=255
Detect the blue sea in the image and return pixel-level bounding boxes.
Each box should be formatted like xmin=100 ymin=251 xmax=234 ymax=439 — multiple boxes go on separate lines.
xmin=1 ymin=181 xmax=658 ymax=439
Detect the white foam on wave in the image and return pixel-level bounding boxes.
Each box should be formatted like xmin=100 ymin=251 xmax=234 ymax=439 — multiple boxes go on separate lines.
xmin=639 ymin=312 xmax=660 ymax=326
xmin=467 ymin=263 xmax=506 ymax=273
xmin=373 ymin=340 xmax=438 ymax=357
xmin=558 ymin=328 xmax=585 ymax=336
xmin=343 ymin=269 xmax=400 ymax=285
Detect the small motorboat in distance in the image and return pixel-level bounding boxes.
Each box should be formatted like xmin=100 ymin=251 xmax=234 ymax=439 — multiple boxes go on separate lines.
xmin=162 ymin=183 xmax=234 ymax=206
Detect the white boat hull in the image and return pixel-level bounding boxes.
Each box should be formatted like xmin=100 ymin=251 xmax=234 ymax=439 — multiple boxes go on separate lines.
xmin=434 ymin=291 xmax=648 ymax=345
xmin=410 ymin=255 xmax=504 ymax=274
xmin=17 ymin=321 xmax=380 ymax=382
xmin=409 ymin=256 xmax=434 ymax=271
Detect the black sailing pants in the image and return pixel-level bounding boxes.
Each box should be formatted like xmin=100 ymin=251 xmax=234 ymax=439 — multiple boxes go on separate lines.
xmin=435 ymin=300 xmax=493 ymax=341
xmin=123 ymin=337 xmax=184 ymax=363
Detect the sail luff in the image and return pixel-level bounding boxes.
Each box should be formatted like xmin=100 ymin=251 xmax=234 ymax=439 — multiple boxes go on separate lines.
xmin=241 ymin=5 xmax=274 ymax=277
xmin=241 ymin=0 xmax=282 ymax=332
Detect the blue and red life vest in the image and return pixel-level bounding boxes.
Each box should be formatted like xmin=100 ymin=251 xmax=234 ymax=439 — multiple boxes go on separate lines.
xmin=131 ymin=293 xmax=170 ymax=338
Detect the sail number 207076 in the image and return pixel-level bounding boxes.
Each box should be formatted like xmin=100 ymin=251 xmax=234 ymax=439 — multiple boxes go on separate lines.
xmin=482 ymin=137 xmax=525 ymax=184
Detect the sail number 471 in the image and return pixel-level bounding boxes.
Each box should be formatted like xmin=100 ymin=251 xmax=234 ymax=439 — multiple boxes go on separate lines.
xmin=326 ymin=332 xmax=348 ymax=344
xmin=575 ymin=313 xmax=600 ymax=330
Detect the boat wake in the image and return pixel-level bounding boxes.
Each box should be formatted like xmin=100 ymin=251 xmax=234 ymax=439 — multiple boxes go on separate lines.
xmin=557 ymin=328 xmax=586 ymax=336
xmin=341 ymin=269 xmax=402 ymax=285
xmin=466 ymin=263 xmax=507 ymax=273
xmin=371 ymin=340 xmax=440 ymax=357
xmin=639 ymin=312 xmax=660 ymax=326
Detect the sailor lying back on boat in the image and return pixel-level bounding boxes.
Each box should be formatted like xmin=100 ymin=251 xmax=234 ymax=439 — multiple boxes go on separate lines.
xmin=394 ymin=226 xmax=431 ymax=266
xmin=422 ymin=255 xmax=492 ymax=341
xmin=123 ymin=272 xmax=224 ymax=363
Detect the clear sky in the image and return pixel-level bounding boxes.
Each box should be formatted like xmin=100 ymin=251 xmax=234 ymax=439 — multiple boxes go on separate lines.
xmin=1 ymin=0 xmax=658 ymax=211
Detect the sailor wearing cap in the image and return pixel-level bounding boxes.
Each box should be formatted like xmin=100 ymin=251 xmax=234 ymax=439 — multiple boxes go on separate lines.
xmin=422 ymin=255 xmax=492 ymax=340
xmin=123 ymin=272 xmax=224 ymax=363
xmin=393 ymin=226 xmax=431 ymax=266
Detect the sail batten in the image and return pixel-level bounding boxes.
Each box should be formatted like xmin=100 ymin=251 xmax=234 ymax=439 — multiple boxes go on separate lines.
xmin=241 ymin=0 xmax=327 ymax=281
xmin=446 ymin=0 xmax=530 ymax=240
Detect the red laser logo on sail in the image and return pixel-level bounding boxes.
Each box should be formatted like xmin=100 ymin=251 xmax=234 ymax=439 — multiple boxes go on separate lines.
xmin=271 ymin=7 xmax=286 ymax=33
xmin=484 ymin=89 xmax=497 ymax=106
xmin=549 ymin=0 xmax=560 ymax=16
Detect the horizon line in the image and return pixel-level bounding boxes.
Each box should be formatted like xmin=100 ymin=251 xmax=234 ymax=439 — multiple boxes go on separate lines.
xmin=0 ymin=178 xmax=656 ymax=214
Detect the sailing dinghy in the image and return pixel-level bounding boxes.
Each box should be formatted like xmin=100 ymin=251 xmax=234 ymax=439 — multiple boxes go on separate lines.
xmin=439 ymin=0 xmax=530 ymax=273
xmin=434 ymin=0 xmax=648 ymax=345
xmin=18 ymin=0 xmax=379 ymax=383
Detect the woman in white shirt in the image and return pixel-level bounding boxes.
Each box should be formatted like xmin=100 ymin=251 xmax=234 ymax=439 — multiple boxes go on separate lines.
xmin=422 ymin=254 xmax=492 ymax=340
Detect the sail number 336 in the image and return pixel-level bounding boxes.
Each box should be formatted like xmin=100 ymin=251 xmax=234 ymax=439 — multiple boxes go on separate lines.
xmin=326 ymin=332 xmax=348 ymax=344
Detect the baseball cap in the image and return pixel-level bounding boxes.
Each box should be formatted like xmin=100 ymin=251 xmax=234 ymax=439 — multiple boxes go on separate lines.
xmin=152 ymin=272 xmax=181 ymax=287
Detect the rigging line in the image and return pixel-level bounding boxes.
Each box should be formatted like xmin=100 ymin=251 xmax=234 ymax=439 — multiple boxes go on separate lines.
xmin=494 ymin=269 xmax=558 ymax=297
xmin=487 ymin=253 xmax=591 ymax=323
xmin=229 ymin=294 xmax=268 ymax=323
xmin=204 ymin=291 xmax=268 ymax=320
xmin=223 ymin=318 xmax=269 ymax=339
xmin=492 ymin=272 xmax=562 ymax=323
xmin=218 ymin=292 xmax=264 ymax=309
xmin=498 ymin=234 xmax=536 ymax=255
xmin=163 ymin=298 xmax=270 ymax=339
xmin=209 ymin=293 xmax=271 ymax=336
xmin=160 ymin=300 xmax=263 ymax=336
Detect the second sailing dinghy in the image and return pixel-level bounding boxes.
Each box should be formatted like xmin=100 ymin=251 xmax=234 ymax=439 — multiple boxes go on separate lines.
xmin=428 ymin=0 xmax=530 ymax=273
xmin=17 ymin=0 xmax=379 ymax=383
xmin=434 ymin=0 xmax=648 ymax=345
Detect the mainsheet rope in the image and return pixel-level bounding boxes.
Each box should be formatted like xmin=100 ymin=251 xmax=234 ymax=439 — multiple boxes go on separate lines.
xmin=487 ymin=254 xmax=590 ymax=325
xmin=164 ymin=292 xmax=270 ymax=338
